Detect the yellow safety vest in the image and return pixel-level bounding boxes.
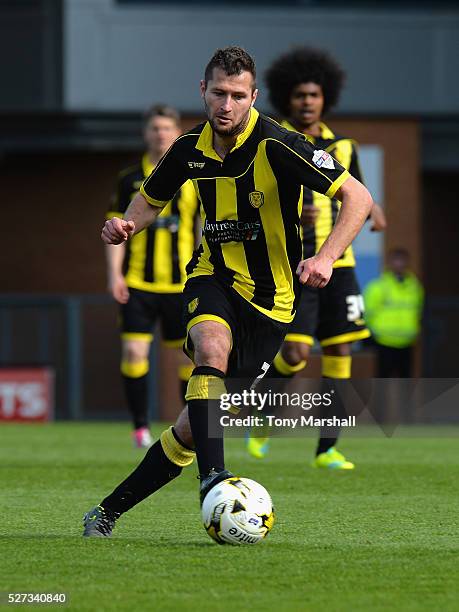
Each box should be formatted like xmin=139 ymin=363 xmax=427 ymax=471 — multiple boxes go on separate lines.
xmin=363 ymin=271 xmax=424 ymax=348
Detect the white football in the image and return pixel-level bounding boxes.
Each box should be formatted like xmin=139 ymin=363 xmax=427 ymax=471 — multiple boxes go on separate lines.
xmin=201 ymin=477 xmax=275 ymax=545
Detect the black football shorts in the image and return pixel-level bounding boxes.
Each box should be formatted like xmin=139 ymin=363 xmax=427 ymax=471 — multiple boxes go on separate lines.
xmin=286 ymin=267 xmax=370 ymax=347
xmin=120 ymin=287 xmax=186 ymax=346
xmin=183 ymin=275 xmax=289 ymax=379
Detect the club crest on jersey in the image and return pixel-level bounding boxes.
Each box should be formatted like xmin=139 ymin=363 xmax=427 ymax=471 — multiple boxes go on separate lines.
xmin=188 ymin=298 xmax=199 ymax=314
xmin=312 ymin=150 xmax=335 ymax=170
xmin=249 ymin=191 xmax=264 ymax=208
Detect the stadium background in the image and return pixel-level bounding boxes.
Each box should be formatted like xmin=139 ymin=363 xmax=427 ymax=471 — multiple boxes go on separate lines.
xmin=1 ymin=0 xmax=459 ymax=422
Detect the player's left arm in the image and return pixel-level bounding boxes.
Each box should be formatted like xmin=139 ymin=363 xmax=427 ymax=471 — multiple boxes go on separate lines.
xmin=268 ymin=135 xmax=373 ymax=285
xmin=102 ymin=140 xmax=189 ymax=245
xmin=269 ymin=135 xmax=373 ymax=287
xmin=297 ymin=176 xmax=373 ymax=287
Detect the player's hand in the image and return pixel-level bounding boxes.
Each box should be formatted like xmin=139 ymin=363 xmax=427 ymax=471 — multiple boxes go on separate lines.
xmin=296 ymin=254 xmax=333 ymax=288
xmin=369 ymin=202 xmax=387 ymax=232
xmin=300 ymin=204 xmax=319 ymax=227
xmin=102 ymin=217 xmax=135 ymax=244
xmin=109 ymin=274 xmax=129 ymax=304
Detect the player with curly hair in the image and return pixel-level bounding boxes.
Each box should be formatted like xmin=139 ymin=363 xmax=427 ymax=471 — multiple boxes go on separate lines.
xmin=247 ymin=47 xmax=386 ymax=469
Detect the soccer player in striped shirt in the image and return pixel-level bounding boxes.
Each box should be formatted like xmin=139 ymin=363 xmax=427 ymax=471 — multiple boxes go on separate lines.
xmin=106 ymin=105 xmax=198 ymax=448
xmin=247 ymin=47 xmax=386 ymax=468
xmin=84 ymin=47 xmax=373 ymax=537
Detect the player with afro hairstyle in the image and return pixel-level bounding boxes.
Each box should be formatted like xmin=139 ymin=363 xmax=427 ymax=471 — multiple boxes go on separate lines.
xmin=247 ymin=47 xmax=386 ymax=469
xmin=266 ymin=46 xmax=345 ymax=119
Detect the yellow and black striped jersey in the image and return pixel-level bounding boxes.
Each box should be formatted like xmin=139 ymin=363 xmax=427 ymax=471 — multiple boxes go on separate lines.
xmin=282 ymin=120 xmax=364 ymax=269
xmin=107 ymin=154 xmax=198 ymax=293
xmin=140 ymin=109 xmax=349 ymax=323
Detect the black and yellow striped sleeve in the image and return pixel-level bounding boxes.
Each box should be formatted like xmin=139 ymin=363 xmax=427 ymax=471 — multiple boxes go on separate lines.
xmin=267 ymin=134 xmax=350 ymax=200
xmin=140 ymin=144 xmax=189 ymax=208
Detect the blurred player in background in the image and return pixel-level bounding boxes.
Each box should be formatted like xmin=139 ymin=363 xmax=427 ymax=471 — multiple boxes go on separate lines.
xmin=364 ymin=248 xmax=424 ymax=378
xmin=106 ymin=104 xmax=198 ymax=448
xmin=247 ymin=47 xmax=386 ymax=469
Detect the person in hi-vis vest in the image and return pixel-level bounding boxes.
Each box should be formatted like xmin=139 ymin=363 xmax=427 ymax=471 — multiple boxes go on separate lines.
xmin=364 ymin=248 xmax=424 ymax=378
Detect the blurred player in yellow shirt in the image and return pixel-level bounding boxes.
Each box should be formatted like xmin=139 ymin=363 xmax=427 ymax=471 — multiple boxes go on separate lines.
xmin=247 ymin=47 xmax=386 ymax=468
xmin=106 ymin=105 xmax=198 ymax=447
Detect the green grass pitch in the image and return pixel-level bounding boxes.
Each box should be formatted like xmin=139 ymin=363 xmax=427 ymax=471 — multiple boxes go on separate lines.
xmin=1 ymin=423 xmax=458 ymax=611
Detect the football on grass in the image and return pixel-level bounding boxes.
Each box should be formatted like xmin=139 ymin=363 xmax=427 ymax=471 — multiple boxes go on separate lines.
xmin=202 ymin=477 xmax=274 ymax=545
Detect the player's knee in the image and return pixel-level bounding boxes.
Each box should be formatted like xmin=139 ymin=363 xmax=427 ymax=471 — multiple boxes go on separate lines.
xmin=121 ymin=341 xmax=150 ymax=377
xmin=193 ymin=336 xmax=230 ymax=372
xmin=282 ymin=342 xmax=310 ymax=367
xmin=189 ymin=322 xmax=231 ymax=372
xmin=122 ymin=340 xmax=150 ymax=363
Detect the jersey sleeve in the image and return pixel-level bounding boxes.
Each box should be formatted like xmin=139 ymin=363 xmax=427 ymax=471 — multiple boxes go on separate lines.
xmin=140 ymin=143 xmax=190 ymax=208
xmin=268 ymin=134 xmax=350 ymax=199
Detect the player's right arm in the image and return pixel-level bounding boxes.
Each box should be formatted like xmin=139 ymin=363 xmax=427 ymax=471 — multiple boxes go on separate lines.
xmin=102 ymin=193 xmax=162 ymax=244
xmin=102 ymin=140 xmax=189 ymax=245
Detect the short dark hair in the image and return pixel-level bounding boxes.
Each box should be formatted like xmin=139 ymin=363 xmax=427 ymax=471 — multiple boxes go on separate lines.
xmin=143 ymin=104 xmax=181 ymax=127
xmin=204 ymin=46 xmax=256 ymax=88
xmin=265 ymin=46 xmax=346 ymax=117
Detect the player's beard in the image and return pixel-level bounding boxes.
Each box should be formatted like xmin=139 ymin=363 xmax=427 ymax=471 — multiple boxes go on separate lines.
xmin=205 ymin=102 xmax=251 ymax=138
